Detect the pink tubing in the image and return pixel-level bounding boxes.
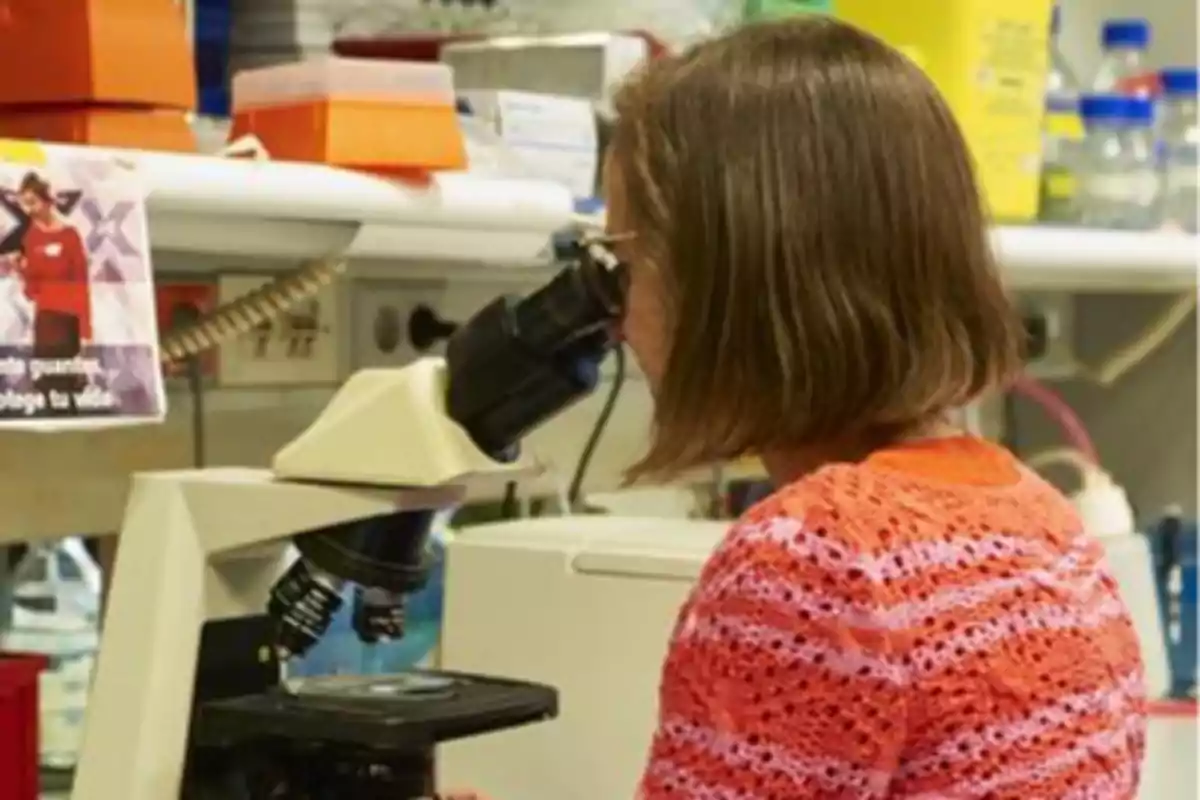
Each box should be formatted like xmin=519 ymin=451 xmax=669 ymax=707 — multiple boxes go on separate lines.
xmin=1009 ymin=373 xmax=1100 ymax=464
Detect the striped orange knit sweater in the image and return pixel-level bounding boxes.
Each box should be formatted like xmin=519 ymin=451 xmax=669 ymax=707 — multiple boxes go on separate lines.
xmin=639 ymin=436 xmax=1147 ymax=799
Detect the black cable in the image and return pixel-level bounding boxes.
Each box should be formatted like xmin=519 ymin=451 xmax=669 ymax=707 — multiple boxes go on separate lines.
xmin=567 ymin=344 xmax=627 ymax=508
xmin=166 ymin=300 xmax=207 ymax=468
xmin=188 ymin=356 xmax=206 ymax=468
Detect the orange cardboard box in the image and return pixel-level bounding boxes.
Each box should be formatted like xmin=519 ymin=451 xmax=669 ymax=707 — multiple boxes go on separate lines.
xmin=0 ymin=0 xmax=195 ymax=109
xmin=0 ymin=106 xmax=197 ymax=152
xmin=230 ymin=98 xmax=466 ymax=174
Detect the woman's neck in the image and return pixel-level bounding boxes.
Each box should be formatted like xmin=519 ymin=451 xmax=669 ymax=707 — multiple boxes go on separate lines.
xmin=760 ymin=417 xmax=961 ymax=486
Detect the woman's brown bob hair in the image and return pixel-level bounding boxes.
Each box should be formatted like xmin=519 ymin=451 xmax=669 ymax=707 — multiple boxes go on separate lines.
xmin=610 ymin=16 xmax=1022 ymax=481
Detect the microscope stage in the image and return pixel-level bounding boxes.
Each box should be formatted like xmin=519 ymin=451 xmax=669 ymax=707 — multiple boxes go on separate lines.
xmin=191 ymin=670 xmax=558 ymax=752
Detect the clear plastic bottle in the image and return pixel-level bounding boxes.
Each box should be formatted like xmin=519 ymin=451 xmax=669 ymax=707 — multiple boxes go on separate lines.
xmin=1159 ymin=68 xmax=1199 ymax=233
xmin=1092 ymin=19 xmax=1153 ymax=96
xmin=1040 ymin=3 xmax=1084 ymax=223
xmin=1078 ymin=95 xmax=1161 ymax=230
xmin=1122 ymin=97 xmax=1164 ymax=228
xmin=0 ymin=538 xmax=101 ymax=771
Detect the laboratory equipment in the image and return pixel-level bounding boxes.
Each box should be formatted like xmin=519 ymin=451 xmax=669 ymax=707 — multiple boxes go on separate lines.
xmin=69 ymin=232 xmax=628 ymax=800
xmin=1159 ymin=68 xmax=1199 ymax=234
xmin=288 ymin=512 xmax=456 ymax=678
xmin=836 ymin=0 xmax=1054 ymax=222
xmin=1078 ymin=95 xmax=1161 ymax=230
xmin=1039 ymin=3 xmax=1083 ymax=223
xmin=1147 ymin=515 xmax=1198 ymax=698
xmin=439 ymin=516 xmax=728 ymax=800
xmin=1092 ymin=19 xmax=1154 ymax=96
xmin=440 ymin=32 xmax=653 ymax=115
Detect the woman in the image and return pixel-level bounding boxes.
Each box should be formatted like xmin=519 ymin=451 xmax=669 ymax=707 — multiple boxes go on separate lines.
xmin=15 ymin=171 xmax=92 ymax=404
xmin=456 ymin=16 xmax=1147 ymax=800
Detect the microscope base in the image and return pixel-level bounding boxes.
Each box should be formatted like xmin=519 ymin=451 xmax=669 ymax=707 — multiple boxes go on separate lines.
xmin=185 ymin=670 xmax=558 ymax=800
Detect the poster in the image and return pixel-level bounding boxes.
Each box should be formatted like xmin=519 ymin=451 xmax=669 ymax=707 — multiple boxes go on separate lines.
xmin=0 ymin=145 xmax=164 ymax=426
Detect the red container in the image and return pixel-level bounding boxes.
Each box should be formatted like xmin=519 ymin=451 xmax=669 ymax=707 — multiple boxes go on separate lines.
xmin=333 ymin=29 xmax=670 ymax=63
xmin=0 ymin=652 xmax=48 ymax=800
xmin=333 ymin=33 xmax=482 ymax=62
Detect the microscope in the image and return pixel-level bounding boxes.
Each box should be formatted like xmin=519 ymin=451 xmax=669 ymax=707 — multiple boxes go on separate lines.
xmin=69 ymin=235 xmax=627 ymax=800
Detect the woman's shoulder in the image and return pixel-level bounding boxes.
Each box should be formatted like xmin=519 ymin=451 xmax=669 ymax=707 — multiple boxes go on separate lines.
xmin=717 ymin=454 xmax=1082 ymax=572
xmin=695 ymin=467 xmax=896 ymax=602
xmin=729 ymin=462 xmax=928 ymax=555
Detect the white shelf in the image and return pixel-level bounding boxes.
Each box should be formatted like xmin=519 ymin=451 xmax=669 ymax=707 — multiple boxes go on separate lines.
xmin=581 ymin=207 xmax=1195 ymax=292
xmin=33 ymin=145 xmax=1200 ymax=288
xmin=994 ymin=226 xmax=1198 ymax=292
xmin=40 ymin=143 xmax=575 ymax=267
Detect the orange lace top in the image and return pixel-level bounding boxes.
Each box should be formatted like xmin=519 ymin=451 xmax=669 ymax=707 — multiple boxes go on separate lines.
xmin=639 ymin=436 xmax=1147 ymax=799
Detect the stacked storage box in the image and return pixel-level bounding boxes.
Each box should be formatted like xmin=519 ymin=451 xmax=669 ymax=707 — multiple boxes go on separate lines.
xmin=0 ymin=0 xmax=197 ymax=151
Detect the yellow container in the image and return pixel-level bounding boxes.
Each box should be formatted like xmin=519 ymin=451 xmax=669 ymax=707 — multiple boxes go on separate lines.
xmin=837 ymin=0 xmax=1053 ymax=223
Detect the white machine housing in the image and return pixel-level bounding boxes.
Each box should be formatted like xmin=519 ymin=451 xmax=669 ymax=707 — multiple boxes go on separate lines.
xmin=439 ymin=516 xmax=727 ymax=800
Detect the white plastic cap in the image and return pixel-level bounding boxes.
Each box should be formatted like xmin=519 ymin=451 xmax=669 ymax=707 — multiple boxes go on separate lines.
xmin=1071 ymin=468 xmax=1136 ymax=539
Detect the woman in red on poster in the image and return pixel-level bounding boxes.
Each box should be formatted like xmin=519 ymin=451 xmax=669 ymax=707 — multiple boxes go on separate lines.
xmin=15 ymin=171 xmax=92 ymax=397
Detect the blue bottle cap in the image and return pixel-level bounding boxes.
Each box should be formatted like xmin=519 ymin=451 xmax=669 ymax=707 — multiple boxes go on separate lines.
xmin=1079 ymin=94 xmax=1129 ymax=122
xmin=1124 ymin=96 xmax=1156 ymax=125
xmin=1102 ymin=19 xmax=1151 ymax=49
xmin=1161 ymin=68 xmax=1199 ymax=97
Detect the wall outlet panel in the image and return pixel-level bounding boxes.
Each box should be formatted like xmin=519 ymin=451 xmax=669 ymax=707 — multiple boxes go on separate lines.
xmin=216 ymin=273 xmax=344 ymax=387
xmin=156 ymin=277 xmax=218 ymax=380
xmin=1017 ymin=291 xmax=1078 ymax=380
xmin=350 ymin=278 xmax=450 ymax=371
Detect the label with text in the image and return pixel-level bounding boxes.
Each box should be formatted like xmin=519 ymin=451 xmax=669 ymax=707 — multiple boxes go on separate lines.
xmin=0 ymin=149 xmax=164 ymax=427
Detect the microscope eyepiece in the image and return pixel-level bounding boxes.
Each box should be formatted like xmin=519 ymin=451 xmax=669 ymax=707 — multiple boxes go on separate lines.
xmin=444 ymin=236 xmax=628 ymax=458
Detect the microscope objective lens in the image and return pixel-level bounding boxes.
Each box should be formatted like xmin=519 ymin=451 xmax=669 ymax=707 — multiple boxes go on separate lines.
xmin=267 ymin=558 xmax=346 ymax=658
xmin=353 ymin=586 xmax=408 ymax=643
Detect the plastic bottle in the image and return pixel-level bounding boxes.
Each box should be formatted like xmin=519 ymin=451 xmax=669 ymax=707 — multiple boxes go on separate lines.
xmin=1040 ymin=4 xmax=1084 ymax=223
xmin=1159 ymin=68 xmax=1199 ymax=233
xmin=1078 ymin=95 xmax=1161 ymax=230
xmin=0 ymin=538 xmax=101 ymax=771
xmin=1092 ymin=19 xmax=1154 ymax=96
xmin=1122 ymin=97 xmax=1164 ymax=228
